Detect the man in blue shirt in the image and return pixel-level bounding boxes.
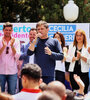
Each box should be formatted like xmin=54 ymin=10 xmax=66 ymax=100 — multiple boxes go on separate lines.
xmin=27 ymin=21 xmax=64 ymax=84
xmin=19 ymin=28 xmax=37 ymax=90
xmin=19 ymin=28 xmax=37 ymax=66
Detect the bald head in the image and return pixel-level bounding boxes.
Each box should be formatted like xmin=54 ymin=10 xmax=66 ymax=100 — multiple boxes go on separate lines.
xmin=47 ymin=81 xmax=66 ymax=99
xmin=38 ymin=90 xmax=61 ymax=100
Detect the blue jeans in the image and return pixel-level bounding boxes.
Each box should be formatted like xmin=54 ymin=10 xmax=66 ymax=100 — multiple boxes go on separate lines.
xmin=0 ymin=74 xmax=17 ymax=94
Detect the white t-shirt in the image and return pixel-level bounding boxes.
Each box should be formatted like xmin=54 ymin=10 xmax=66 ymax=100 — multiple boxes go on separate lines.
xmin=13 ymin=88 xmax=42 ymax=100
xmin=55 ymin=61 xmax=65 ymax=72
xmin=29 ymin=54 xmax=34 ymax=64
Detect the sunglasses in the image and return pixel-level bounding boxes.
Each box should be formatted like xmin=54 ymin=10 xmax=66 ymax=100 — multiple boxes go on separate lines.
xmin=6 ymin=47 xmax=9 ymax=54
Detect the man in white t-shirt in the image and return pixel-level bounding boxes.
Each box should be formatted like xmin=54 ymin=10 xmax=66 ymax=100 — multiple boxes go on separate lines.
xmin=0 ymin=63 xmax=42 ymax=100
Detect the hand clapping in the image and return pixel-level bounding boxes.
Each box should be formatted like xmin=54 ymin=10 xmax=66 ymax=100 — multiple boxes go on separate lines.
xmin=2 ymin=38 xmax=6 ymax=47
xmin=77 ymin=50 xmax=81 ymax=60
xmin=10 ymin=38 xmax=15 ymax=47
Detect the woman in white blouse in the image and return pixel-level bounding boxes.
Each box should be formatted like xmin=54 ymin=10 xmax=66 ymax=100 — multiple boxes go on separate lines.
xmin=66 ymin=29 xmax=90 ymax=94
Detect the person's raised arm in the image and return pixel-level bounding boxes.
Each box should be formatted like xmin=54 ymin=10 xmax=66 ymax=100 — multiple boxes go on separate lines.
xmin=28 ymin=33 xmax=42 ymax=51
xmin=77 ymin=50 xmax=87 ymax=63
xmin=10 ymin=38 xmax=16 ymax=55
xmin=0 ymin=38 xmax=6 ymax=55
xmin=45 ymin=40 xmax=64 ymax=60
xmin=74 ymin=74 xmax=85 ymax=95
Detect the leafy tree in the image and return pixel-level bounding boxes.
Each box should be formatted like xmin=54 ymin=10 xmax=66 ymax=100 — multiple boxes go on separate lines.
xmin=37 ymin=0 xmax=90 ymax=23
xmin=17 ymin=0 xmax=40 ymax=22
xmin=83 ymin=3 xmax=90 ymax=22
xmin=0 ymin=0 xmax=20 ymax=22
xmin=0 ymin=0 xmax=89 ymax=22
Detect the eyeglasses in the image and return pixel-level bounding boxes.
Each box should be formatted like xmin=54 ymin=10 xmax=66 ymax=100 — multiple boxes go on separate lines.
xmin=76 ymin=34 xmax=83 ymax=37
xmin=6 ymin=47 xmax=9 ymax=54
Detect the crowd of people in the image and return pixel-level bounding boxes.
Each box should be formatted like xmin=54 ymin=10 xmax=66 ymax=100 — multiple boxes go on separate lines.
xmin=0 ymin=21 xmax=90 ymax=100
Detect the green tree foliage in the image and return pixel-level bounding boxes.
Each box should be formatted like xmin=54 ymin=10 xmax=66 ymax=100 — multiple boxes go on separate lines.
xmin=0 ymin=0 xmax=89 ymax=22
xmin=17 ymin=0 xmax=40 ymax=22
xmin=0 ymin=0 xmax=20 ymax=22
xmin=37 ymin=0 xmax=65 ymax=23
xmin=83 ymin=3 xmax=90 ymax=22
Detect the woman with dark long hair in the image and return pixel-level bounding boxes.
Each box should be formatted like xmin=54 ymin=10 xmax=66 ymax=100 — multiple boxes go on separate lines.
xmin=53 ymin=32 xmax=66 ymax=84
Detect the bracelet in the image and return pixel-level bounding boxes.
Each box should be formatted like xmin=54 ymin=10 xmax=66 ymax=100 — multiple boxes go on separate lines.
xmin=76 ymin=93 xmax=84 ymax=96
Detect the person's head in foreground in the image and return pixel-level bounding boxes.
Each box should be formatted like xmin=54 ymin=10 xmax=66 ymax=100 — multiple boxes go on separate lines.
xmin=38 ymin=90 xmax=61 ymax=100
xmin=21 ymin=63 xmax=42 ymax=89
xmin=66 ymin=89 xmax=75 ymax=100
xmin=0 ymin=63 xmax=42 ymax=100
xmin=47 ymin=81 xmax=66 ymax=100
xmin=39 ymin=82 xmax=47 ymax=91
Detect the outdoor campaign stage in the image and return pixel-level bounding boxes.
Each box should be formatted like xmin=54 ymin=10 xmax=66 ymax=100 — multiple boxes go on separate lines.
xmin=0 ymin=23 xmax=90 ymax=45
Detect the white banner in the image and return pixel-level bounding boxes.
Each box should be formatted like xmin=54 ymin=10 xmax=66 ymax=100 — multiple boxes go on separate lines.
xmin=0 ymin=23 xmax=89 ymax=45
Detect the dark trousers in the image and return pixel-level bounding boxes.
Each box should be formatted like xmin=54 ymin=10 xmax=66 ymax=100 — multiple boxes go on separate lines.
xmin=55 ymin=70 xmax=65 ymax=85
xmin=42 ymin=76 xmax=54 ymax=84
xmin=18 ymin=78 xmax=22 ymax=92
xmin=70 ymin=72 xmax=89 ymax=94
